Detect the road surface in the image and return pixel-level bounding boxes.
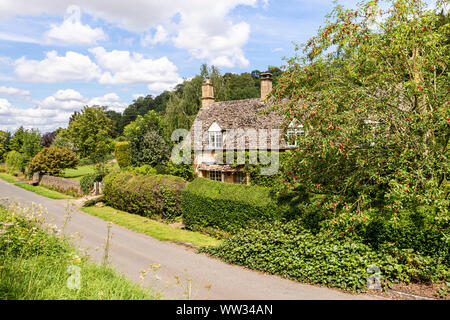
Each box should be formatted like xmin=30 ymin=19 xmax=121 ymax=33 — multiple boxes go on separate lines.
xmin=0 ymin=179 xmax=379 ymax=300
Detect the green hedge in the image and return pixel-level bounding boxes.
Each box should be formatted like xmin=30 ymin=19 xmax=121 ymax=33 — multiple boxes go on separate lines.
xmin=103 ymin=171 xmax=187 ymax=220
xmin=114 ymin=142 xmax=131 ymax=168
xmin=201 ymin=221 xmax=450 ymax=292
xmin=182 ymin=178 xmax=287 ymax=233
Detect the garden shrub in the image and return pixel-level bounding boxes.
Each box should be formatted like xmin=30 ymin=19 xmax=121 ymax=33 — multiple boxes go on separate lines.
xmin=132 ymin=165 xmax=157 ymax=176
xmin=166 ymin=161 xmax=196 ymax=181
xmin=5 ymin=151 xmax=29 ymax=173
xmin=103 ymin=171 xmax=187 ymax=220
xmin=115 ymin=142 xmax=131 ymax=168
xmin=201 ymin=220 xmax=450 ymax=292
xmin=182 ymin=178 xmax=288 ymax=233
xmin=27 ymin=147 xmax=78 ymax=176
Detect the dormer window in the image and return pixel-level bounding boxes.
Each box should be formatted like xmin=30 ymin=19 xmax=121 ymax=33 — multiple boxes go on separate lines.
xmin=286 ymin=121 xmax=304 ymax=148
xmin=208 ymin=121 xmax=223 ymax=149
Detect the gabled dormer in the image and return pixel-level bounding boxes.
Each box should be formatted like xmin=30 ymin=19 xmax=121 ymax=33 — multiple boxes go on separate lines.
xmin=207 ymin=121 xmax=223 ymax=149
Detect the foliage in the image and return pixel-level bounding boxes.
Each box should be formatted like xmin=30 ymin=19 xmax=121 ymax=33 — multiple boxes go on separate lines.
xmin=41 ymin=131 xmax=57 ymax=148
xmin=103 ymin=171 xmax=187 ymax=220
xmin=80 ymin=173 xmax=102 ymax=195
xmin=50 ymin=132 xmax=76 ymax=152
xmin=124 ymin=111 xmax=169 ymax=166
xmin=131 ymin=165 xmax=157 ymax=176
xmin=271 ymin=0 xmax=449 ymax=235
xmin=0 ymin=205 xmax=155 ymax=300
xmin=201 ymin=220 xmax=449 ymax=292
xmin=9 ymin=126 xmax=25 ymax=152
xmin=65 ymin=106 xmax=113 ymax=162
xmin=27 ymin=147 xmax=78 ymax=176
xmin=182 ymin=178 xmax=287 ymax=233
xmin=0 ymin=130 xmax=8 ymax=161
xmin=115 ymin=141 xmax=131 ymax=168
xmin=5 ymin=151 xmax=29 ymax=173
xmin=166 ymin=161 xmax=196 ymax=181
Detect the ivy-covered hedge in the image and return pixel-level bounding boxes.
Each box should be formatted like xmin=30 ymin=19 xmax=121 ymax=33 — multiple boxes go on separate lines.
xmin=201 ymin=221 xmax=450 ymax=292
xmin=103 ymin=171 xmax=187 ymax=220
xmin=182 ymin=178 xmax=287 ymax=233
xmin=114 ymin=142 xmax=131 ymax=168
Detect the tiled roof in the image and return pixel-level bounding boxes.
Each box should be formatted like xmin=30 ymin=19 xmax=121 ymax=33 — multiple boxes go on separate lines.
xmin=187 ymin=98 xmax=289 ymax=150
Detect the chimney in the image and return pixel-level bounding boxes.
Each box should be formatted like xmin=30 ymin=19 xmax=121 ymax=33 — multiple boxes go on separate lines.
xmin=260 ymin=72 xmax=273 ymax=101
xmin=201 ymin=79 xmax=214 ymax=107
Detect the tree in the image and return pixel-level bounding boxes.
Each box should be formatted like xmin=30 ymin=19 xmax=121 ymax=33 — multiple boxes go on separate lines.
xmin=9 ymin=126 xmax=25 ymax=152
xmin=21 ymin=129 xmax=42 ymax=158
xmin=124 ymin=110 xmax=169 ymax=166
xmin=0 ymin=130 xmax=8 ymax=161
xmin=41 ymin=131 xmax=57 ymax=147
xmin=272 ymin=0 xmax=449 ymax=224
xmin=66 ymin=106 xmax=113 ymax=162
xmin=27 ymin=147 xmax=78 ymax=176
xmin=137 ymin=130 xmax=170 ymax=166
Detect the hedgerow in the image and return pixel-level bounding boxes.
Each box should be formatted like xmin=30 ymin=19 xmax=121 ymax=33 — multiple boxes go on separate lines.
xmin=182 ymin=178 xmax=287 ymax=233
xmin=201 ymin=220 xmax=450 ymax=292
xmin=103 ymin=171 xmax=187 ymax=220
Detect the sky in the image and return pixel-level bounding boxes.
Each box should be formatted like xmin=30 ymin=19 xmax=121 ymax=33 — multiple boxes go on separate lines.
xmin=0 ymin=0 xmax=362 ymax=133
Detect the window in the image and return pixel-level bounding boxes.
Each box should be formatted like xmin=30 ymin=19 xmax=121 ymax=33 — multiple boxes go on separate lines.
xmin=235 ymin=172 xmax=247 ymax=185
xmin=286 ymin=125 xmax=305 ymax=148
xmin=208 ymin=131 xmax=223 ymax=149
xmin=209 ymin=171 xmax=222 ymax=182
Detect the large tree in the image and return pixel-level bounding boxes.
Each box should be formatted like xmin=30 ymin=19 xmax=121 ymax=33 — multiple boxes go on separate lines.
xmin=272 ymin=0 xmax=449 ymax=227
xmin=66 ymin=106 xmax=113 ymax=161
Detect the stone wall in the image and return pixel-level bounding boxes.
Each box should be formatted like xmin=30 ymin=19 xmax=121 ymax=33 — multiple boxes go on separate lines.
xmin=39 ymin=175 xmax=83 ymax=196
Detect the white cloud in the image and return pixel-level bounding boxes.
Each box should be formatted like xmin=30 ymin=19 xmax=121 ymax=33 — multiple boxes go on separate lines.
xmin=38 ymin=89 xmax=127 ymax=112
xmin=90 ymin=47 xmax=182 ymax=92
xmin=14 ymin=50 xmax=101 ymax=82
xmin=0 ymin=90 xmax=129 ymax=132
xmin=45 ymin=5 xmax=107 ymax=45
xmin=0 ymin=0 xmax=268 ymax=68
xmin=0 ymin=86 xmax=30 ymax=97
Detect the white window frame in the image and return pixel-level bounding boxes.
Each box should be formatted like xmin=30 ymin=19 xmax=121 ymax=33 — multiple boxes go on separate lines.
xmin=286 ymin=125 xmax=305 ymax=148
xmin=208 ymin=121 xmax=223 ymax=149
xmin=208 ymin=131 xmax=223 ymax=149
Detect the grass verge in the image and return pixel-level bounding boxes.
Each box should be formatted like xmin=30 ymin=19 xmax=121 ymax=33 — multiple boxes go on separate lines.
xmin=15 ymin=183 xmax=73 ymax=200
xmin=63 ymin=163 xmax=119 ymax=181
xmin=0 ymin=205 xmax=159 ymax=300
xmin=0 ymin=172 xmax=20 ymax=183
xmin=81 ymin=206 xmax=221 ymax=247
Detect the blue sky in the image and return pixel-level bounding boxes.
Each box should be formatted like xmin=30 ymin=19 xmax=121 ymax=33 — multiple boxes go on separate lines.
xmin=0 ymin=0 xmax=361 ymax=132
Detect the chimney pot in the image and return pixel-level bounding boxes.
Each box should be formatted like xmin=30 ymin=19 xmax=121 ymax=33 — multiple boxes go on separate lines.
xmin=260 ymin=72 xmax=273 ymax=101
xmin=202 ymin=79 xmax=215 ymax=107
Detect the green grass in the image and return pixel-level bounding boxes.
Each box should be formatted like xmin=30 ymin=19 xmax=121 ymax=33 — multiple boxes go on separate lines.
xmin=0 ymin=172 xmax=20 ymax=183
xmin=62 ymin=163 xmax=119 ymax=181
xmin=0 ymin=206 xmax=159 ymax=300
xmin=81 ymin=206 xmax=221 ymax=247
xmin=15 ymin=183 xmax=73 ymax=199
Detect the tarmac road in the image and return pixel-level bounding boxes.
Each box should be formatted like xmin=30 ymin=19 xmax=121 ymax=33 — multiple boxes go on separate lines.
xmin=0 ymin=179 xmax=379 ymax=300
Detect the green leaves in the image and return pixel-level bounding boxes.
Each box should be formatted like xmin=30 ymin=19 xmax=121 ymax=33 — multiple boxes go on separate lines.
xmin=27 ymin=147 xmax=78 ymax=176
xmin=182 ymin=178 xmax=287 ymax=233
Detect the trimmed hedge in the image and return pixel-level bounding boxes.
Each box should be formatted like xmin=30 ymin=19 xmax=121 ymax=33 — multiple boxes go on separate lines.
xmin=103 ymin=171 xmax=187 ymax=220
xmin=182 ymin=178 xmax=287 ymax=233
xmin=114 ymin=142 xmax=131 ymax=168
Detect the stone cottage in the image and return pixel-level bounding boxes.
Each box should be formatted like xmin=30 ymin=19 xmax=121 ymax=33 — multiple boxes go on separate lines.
xmin=184 ymin=73 xmax=304 ymax=185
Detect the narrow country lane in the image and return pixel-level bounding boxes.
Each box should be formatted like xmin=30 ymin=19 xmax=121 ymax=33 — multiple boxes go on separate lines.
xmin=0 ymin=179 xmax=380 ymax=300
